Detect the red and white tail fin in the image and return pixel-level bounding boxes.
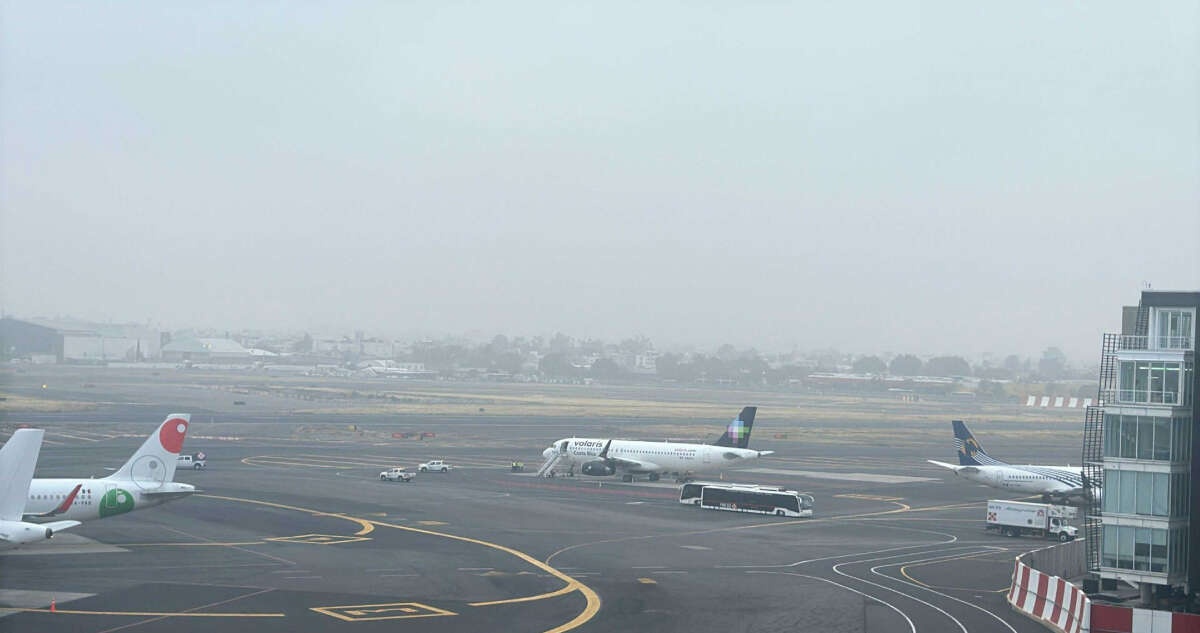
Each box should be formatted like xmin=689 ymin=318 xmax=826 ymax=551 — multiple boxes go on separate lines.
xmin=108 ymin=414 xmax=190 ymax=488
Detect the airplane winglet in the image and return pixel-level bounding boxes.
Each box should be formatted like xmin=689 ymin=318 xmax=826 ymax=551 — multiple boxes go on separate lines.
xmin=757 ymin=450 xmax=775 ymax=457
xmin=599 ymin=439 xmax=613 ymax=459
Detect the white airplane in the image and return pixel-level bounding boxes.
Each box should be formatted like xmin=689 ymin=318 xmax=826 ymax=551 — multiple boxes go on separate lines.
xmin=540 ymin=406 xmax=774 ymax=482
xmin=927 ymin=420 xmax=1091 ymax=504
xmin=24 ymin=414 xmax=197 ymax=524
xmin=0 ymin=429 xmax=79 ymax=550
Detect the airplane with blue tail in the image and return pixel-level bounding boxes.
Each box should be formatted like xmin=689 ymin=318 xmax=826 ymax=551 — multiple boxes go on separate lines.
xmin=927 ymin=420 xmax=1094 ymax=505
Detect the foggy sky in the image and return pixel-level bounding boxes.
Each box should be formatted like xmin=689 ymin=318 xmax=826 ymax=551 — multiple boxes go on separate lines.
xmin=2 ymin=2 xmax=1198 ymax=360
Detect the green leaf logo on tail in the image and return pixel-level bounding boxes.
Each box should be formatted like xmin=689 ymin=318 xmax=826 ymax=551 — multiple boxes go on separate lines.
xmin=99 ymin=488 xmax=135 ymax=517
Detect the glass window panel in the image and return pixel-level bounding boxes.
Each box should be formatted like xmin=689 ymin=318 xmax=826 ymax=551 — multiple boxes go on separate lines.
xmin=1136 ymin=472 xmax=1153 ymax=515
xmin=1121 ymin=362 xmax=1135 ymax=400
xmin=1119 ymin=526 xmax=1135 ymax=569
xmin=1151 ymin=529 xmax=1167 ymax=572
xmin=1103 ymin=469 xmax=1119 ymax=513
xmin=1121 ymin=418 xmax=1138 ymax=458
xmin=1135 ymin=362 xmax=1150 ymax=402
xmin=1153 ymin=418 xmax=1170 ymax=460
xmin=1104 ymin=415 xmax=1120 ymax=457
xmin=1165 ymin=365 xmax=1181 ymax=405
xmin=1138 ymin=421 xmax=1155 ymax=459
xmin=1153 ymin=473 xmax=1168 ymax=516
xmin=1135 ymin=528 xmax=1151 ymax=571
xmin=1119 ymin=470 xmax=1136 ymax=514
xmin=1103 ymin=526 xmax=1118 ymax=568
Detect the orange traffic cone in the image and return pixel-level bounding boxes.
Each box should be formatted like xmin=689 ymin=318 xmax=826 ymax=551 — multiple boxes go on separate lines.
xmin=50 ymin=598 xmax=55 ymax=612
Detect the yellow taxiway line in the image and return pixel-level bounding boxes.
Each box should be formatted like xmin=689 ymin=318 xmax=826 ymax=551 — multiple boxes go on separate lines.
xmin=197 ymin=494 xmax=600 ymax=633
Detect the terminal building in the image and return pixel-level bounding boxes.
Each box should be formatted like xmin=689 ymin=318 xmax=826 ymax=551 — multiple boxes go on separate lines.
xmin=1083 ymin=290 xmax=1198 ymax=605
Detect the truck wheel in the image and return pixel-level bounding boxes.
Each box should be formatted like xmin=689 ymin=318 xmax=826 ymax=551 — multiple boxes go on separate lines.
xmin=194 ymin=463 xmax=203 ymax=470
xmin=420 ymin=467 xmax=427 ymax=472
xmin=381 ymin=475 xmax=387 ymax=481
xmin=1059 ymin=532 xmax=1070 ymax=542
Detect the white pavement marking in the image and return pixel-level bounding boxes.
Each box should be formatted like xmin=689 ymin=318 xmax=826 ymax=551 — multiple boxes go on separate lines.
xmin=680 ymin=545 xmax=711 ymax=550
xmin=754 ymin=572 xmax=916 ymax=633
xmin=740 ymin=468 xmax=937 ymax=484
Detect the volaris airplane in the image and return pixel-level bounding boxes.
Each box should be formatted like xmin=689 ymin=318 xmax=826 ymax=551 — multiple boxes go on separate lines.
xmin=539 ymin=406 xmax=773 ymax=482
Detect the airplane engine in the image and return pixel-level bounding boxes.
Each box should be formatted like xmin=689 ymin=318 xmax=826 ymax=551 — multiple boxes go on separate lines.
xmin=0 ymin=520 xmax=53 ymax=546
xmin=581 ymin=460 xmax=615 ymax=476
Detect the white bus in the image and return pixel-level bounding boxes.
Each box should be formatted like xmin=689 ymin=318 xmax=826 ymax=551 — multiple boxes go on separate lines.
xmin=679 ymin=482 xmax=813 ymax=517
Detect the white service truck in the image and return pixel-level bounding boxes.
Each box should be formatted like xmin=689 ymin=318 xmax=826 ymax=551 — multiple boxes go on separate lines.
xmin=986 ymin=500 xmax=1078 ymax=541
xmin=178 ymin=454 xmax=207 ymax=470
xmin=418 ymin=460 xmax=450 ymax=473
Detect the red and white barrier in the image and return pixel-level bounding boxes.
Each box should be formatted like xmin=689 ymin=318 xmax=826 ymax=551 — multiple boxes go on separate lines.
xmin=1090 ymin=604 xmax=1200 ymax=633
xmin=1009 ymin=559 xmax=1200 ymax=633
xmin=1008 ymin=559 xmax=1090 ymax=633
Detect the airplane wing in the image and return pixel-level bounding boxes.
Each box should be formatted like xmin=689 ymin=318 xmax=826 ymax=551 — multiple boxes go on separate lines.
xmin=26 ymin=483 xmax=82 ymax=519
xmin=927 ymin=460 xmax=979 ymax=474
xmin=595 ymin=440 xmax=659 ymax=473
xmin=606 ymin=456 xmax=659 ymax=473
xmin=41 ymin=520 xmax=81 ymax=535
xmin=141 ymin=489 xmax=199 ymax=501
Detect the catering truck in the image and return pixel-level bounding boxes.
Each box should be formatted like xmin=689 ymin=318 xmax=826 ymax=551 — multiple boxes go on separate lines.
xmin=986 ymin=500 xmax=1078 ymax=541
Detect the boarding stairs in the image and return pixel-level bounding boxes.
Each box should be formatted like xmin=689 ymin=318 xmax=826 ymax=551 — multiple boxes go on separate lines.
xmin=536 ymin=446 xmax=569 ymax=478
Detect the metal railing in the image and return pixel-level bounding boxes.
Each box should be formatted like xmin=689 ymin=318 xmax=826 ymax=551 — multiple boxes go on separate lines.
xmin=1117 ymin=334 xmax=1194 ymax=351
xmin=1104 ymin=389 xmax=1181 ymax=406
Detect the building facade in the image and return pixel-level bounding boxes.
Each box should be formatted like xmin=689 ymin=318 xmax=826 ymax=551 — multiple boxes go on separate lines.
xmin=1085 ymin=291 xmax=1198 ymax=600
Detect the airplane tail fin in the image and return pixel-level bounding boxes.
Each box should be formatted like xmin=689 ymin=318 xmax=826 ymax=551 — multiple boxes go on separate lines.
xmin=108 ymin=414 xmax=190 ymax=487
xmin=953 ymin=420 xmax=995 ymax=466
xmin=0 ymin=429 xmax=44 ymax=521
xmin=713 ymin=407 xmax=757 ymax=449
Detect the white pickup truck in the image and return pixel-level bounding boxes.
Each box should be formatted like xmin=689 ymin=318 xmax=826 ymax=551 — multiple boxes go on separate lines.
xmin=418 ymin=460 xmax=450 ymax=473
xmin=379 ymin=467 xmax=414 ymax=482
xmin=178 ymin=454 xmax=207 ymax=470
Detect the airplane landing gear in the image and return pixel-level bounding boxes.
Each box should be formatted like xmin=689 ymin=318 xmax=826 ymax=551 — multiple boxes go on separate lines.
xmin=648 ymin=473 xmax=660 ymax=482
xmin=622 ymin=474 xmax=634 ymax=483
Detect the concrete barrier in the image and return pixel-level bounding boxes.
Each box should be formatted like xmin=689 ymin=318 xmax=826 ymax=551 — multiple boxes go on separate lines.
xmin=1008 ymin=558 xmax=1090 ymax=633
xmin=1090 ymin=604 xmax=1200 ymax=633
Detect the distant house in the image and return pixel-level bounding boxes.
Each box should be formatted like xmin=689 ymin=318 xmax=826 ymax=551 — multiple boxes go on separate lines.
xmin=161 ymin=337 xmax=252 ymax=362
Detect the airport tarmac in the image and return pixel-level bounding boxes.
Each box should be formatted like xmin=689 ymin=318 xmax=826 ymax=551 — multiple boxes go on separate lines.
xmin=0 ymin=372 xmax=1080 ymax=632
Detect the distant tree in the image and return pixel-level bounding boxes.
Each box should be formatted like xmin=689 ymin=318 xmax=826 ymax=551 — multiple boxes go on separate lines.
xmin=1003 ymin=354 xmax=1022 ymax=375
xmin=1038 ymin=347 xmax=1068 ymax=380
xmin=926 ymin=356 xmax=972 ymax=377
xmin=977 ymin=380 xmax=1008 ymax=399
xmin=539 ymin=353 xmax=575 ymax=377
xmin=291 ymin=333 xmax=313 ymax=353
xmin=549 ymin=332 xmax=573 ymax=354
xmin=852 ymin=355 xmax=887 ymax=374
xmin=590 ymin=358 xmax=625 ymax=380
xmin=977 ymin=366 xmax=1013 ymax=380
xmin=489 ymin=334 xmax=509 ymax=353
xmin=716 ymin=344 xmax=738 ymax=361
xmin=889 ymin=354 xmax=923 ymax=376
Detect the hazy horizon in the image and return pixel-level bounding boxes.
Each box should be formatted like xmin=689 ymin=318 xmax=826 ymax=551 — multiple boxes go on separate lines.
xmin=3 ymin=2 xmax=1198 ymax=361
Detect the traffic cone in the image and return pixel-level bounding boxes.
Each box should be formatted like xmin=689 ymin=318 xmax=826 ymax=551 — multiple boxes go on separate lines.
xmin=50 ymin=598 xmax=55 ymax=612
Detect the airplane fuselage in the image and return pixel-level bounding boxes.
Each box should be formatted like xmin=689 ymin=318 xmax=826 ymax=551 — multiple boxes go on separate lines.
xmin=953 ymin=464 xmax=1084 ymax=498
xmin=25 ymin=478 xmax=195 ymax=522
xmin=547 ymin=437 xmax=767 ymax=476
